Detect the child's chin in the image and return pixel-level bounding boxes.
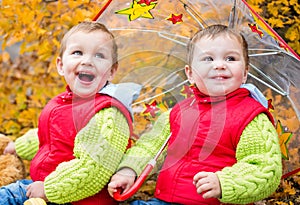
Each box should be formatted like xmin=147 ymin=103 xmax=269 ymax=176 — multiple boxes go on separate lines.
xmin=74 ymin=90 xmax=97 ymax=99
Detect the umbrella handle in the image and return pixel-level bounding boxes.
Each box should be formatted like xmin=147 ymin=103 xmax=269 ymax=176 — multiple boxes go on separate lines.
xmin=113 ymin=133 xmax=171 ymax=201
xmin=113 ymin=160 xmax=155 ymax=201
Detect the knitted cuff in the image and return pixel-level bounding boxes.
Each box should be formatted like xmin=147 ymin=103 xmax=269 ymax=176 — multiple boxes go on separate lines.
xmin=118 ymin=155 xmax=153 ymax=176
xmin=15 ymin=128 xmax=39 ymax=160
xmin=118 ymin=111 xmax=171 ymax=176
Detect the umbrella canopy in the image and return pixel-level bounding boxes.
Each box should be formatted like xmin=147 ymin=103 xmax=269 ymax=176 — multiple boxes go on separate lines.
xmin=94 ymin=0 xmax=300 ymax=178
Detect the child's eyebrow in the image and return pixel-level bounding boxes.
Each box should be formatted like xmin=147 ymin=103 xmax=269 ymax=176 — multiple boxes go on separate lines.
xmin=66 ymin=44 xmax=81 ymax=49
xmin=95 ymin=47 xmax=111 ymax=54
xmin=225 ymin=50 xmax=241 ymax=55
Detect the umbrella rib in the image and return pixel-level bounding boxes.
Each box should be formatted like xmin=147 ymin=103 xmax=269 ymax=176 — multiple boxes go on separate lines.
xmin=228 ymin=0 xmax=237 ymax=28
xmin=249 ymin=49 xmax=299 ymax=60
xmin=287 ymin=95 xmax=300 ymax=121
xmin=249 ymin=73 xmax=300 ymax=121
xmin=158 ymin=33 xmax=187 ymax=46
xmin=111 ymin=28 xmax=189 ymax=45
xmin=178 ymin=0 xmax=206 ymax=29
xmin=249 ymin=63 xmax=286 ymax=94
xmin=138 ymin=67 xmax=185 ymax=98
xmin=184 ymin=6 xmax=205 ymax=29
xmin=247 ymin=72 xmax=286 ymax=96
xmin=153 ymin=67 xmax=185 ymax=86
xmin=249 ymin=52 xmax=280 ymax=57
xmin=133 ymin=80 xmax=188 ymax=106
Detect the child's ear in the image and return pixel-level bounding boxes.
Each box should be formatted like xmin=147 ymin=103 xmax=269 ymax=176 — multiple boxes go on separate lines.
xmin=243 ymin=66 xmax=249 ymax=83
xmin=185 ymin=65 xmax=195 ymax=84
xmin=108 ymin=63 xmax=118 ymax=81
xmin=56 ymin=57 xmax=64 ymax=76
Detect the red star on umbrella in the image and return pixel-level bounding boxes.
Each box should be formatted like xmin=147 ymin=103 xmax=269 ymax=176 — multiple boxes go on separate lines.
xmin=137 ymin=0 xmax=157 ymax=6
xmin=167 ymin=13 xmax=183 ymax=24
xmin=278 ymin=41 xmax=288 ymax=51
xmin=267 ymin=99 xmax=274 ymax=111
xmin=142 ymin=100 xmax=160 ymax=117
xmin=248 ymin=23 xmax=264 ymax=38
xmin=180 ymin=85 xmax=194 ymax=98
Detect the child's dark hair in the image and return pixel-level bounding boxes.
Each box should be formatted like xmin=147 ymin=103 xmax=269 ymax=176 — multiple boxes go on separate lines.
xmin=187 ymin=24 xmax=249 ymax=68
xmin=59 ymin=21 xmax=118 ymax=66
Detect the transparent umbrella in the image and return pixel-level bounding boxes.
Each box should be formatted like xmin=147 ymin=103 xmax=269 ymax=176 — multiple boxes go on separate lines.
xmin=92 ymin=0 xmax=300 ymax=200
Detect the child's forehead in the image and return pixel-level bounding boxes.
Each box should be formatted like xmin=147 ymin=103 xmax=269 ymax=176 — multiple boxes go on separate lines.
xmin=65 ymin=30 xmax=113 ymax=46
xmin=197 ymin=32 xmax=240 ymax=42
xmin=194 ymin=33 xmax=243 ymax=48
xmin=193 ymin=33 xmax=244 ymax=53
xmin=69 ymin=30 xmax=110 ymax=38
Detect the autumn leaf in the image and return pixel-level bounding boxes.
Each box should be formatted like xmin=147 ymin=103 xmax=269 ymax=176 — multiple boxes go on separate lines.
xmin=268 ymin=17 xmax=285 ymax=28
xmin=285 ymin=24 xmax=299 ymax=41
xmin=142 ymin=100 xmax=160 ymax=118
xmin=276 ymin=121 xmax=293 ymax=160
xmin=1 ymin=51 xmax=11 ymax=63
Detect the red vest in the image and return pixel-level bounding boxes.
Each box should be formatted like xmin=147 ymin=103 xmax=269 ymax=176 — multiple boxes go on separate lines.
xmin=30 ymin=90 xmax=133 ymax=205
xmin=154 ymin=88 xmax=273 ymax=205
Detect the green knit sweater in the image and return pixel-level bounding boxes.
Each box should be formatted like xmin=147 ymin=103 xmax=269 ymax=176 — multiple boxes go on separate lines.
xmin=15 ymin=107 xmax=130 ymax=203
xmin=118 ymin=111 xmax=282 ymax=204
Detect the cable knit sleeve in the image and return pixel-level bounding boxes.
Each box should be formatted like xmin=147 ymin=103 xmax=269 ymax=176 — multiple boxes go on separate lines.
xmin=15 ymin=128 xmax=39 ymax=160
xmin=44 ymin=107 xmax=130 ymax=204
xmin=217 ymin=113 xmax=282 ymax=204
xmin=118 ymin=111 xmax=171 ymax=176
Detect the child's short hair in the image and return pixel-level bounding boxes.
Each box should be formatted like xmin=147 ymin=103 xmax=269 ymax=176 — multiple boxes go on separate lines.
xmin=59 ymin=21 xmax=118 ymax=66
xmin=187 ymin=24 xmax=249 ymax=67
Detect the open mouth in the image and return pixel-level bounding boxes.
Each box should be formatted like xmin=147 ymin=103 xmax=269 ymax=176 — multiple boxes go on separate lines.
xmin=78 ymin=72 xmax=95 ymax=82
xmin=213 ymin=76 xmax=228 ymax=80
xmin=210 ymin=75 xmax=228 ymax=80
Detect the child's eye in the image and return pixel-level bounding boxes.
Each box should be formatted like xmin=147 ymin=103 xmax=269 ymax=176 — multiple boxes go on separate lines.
xmin=72 ymin=51 xmax=82 ymax=56
xmin=225 ymin=56 xmax=236 ymax=61
xmin=202 ymin=56 xmax=213 ymax=61
xmin=95 ymin=53 xmax=105 ymax=58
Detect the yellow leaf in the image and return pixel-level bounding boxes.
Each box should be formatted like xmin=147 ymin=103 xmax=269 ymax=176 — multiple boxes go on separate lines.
xmin=16 ymin=92 xmax=27 ymax=110
xmin=280 ymin=6 xmax=290 ymax=15
xmin=294 ymin=3 xmax=300 ymax=14
xmin=289 ymin=0 xmax=298 ymax=6
xmin=280 ymin=0 xmax=290 ymax=6
xmin=267 ymin=2 xmax=280 ymax=16
xmin=1 ymin=51 xmax=11 ymax=63
xmin=268 ymin=17 xmax=285 ymax=28
xmin=3 ymin=120 xmax=21 ymax=135
xmin=285 ymin=27 xmax=298 ymax=41
xmin=276 ymin=121 xmax=293 ymax=160
xmin=283 ymin=181 xmax=296 ymax=195
xmin=18 ymin=108 xmax=38 ymax=127
xmin=288 ymin=40 xmax=300 ymax=55
xmin=247 ymin=0 xmax=264 ymax=5
xmin=37 ymin=28 xmax=47 ymax=35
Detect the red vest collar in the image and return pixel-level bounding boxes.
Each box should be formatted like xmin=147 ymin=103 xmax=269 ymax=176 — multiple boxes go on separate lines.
xmin=191 ymin=86 xmax=250 ymax=104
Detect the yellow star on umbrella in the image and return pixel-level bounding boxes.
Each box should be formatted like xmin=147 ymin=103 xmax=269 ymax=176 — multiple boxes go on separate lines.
xmin=276 ymin=120 xmax=292 ymax=160
xmin=115 ymin=0 xmax=156 ymax=21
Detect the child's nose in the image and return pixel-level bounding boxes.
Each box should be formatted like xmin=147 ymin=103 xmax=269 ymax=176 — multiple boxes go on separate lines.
xmin=81 ymin=55 xmax=93 ymax=66
xmin=213 ymin=60 xmax=226 ymax=70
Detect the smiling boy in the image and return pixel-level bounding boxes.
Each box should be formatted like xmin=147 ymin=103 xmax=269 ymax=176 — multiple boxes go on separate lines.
xmin=108 ymin=24 xmax=282 ymax=205
xmin=1 ymin=21 xmax=139 ymax=205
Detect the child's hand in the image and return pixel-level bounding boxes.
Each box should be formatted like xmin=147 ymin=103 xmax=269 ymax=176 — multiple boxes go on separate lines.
xmin=3 ymin=141 xmax=16 ymax=155
xmin=108 ymin=168 xmax=136 ymax=197
xmin=26 ymin=181 xmax=48 ymax=202
xmin=193 ymin=171 xmax=221 ymax=199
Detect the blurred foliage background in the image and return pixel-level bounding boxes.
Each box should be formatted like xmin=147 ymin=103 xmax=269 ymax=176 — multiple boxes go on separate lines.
xmin=0 ymin=0 xmax=299 ymax=204
xmin=0 ymin=0 xmax=102 ymax=138
xmin=0 ymin=0 xmax=299 ymax=140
